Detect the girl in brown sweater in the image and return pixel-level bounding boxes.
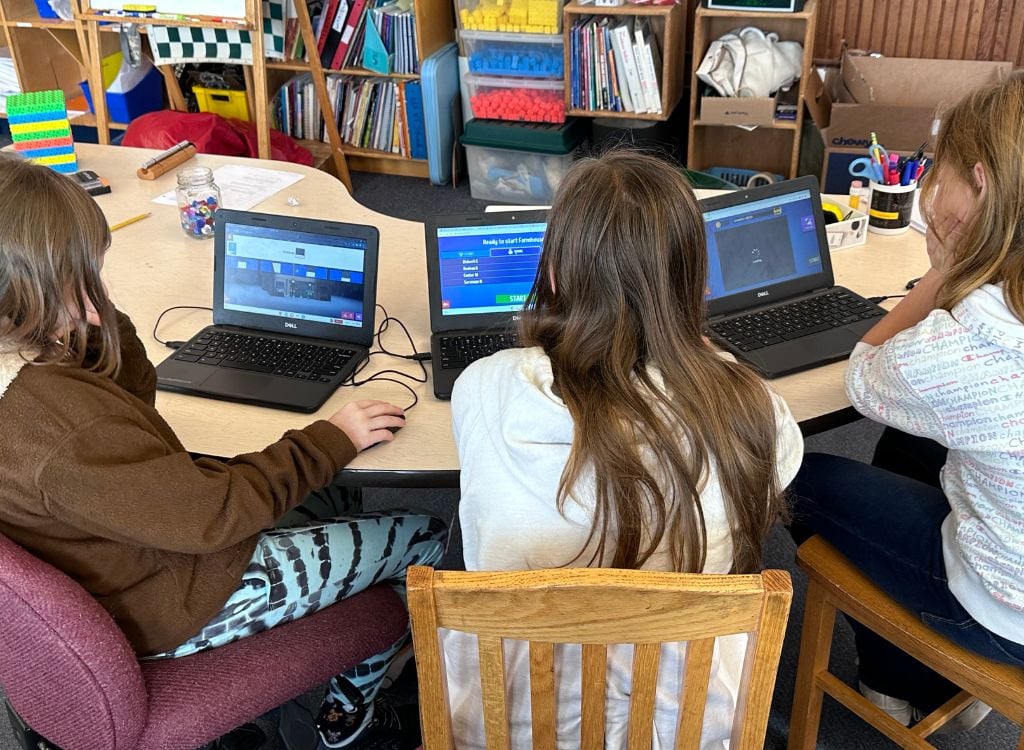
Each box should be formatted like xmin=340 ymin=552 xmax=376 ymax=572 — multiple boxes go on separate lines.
xmin=0 ymin=155 xmax=446 ymax=748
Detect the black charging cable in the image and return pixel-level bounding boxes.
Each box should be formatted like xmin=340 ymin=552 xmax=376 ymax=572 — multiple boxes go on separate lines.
xmin=340 ymin=305 xmax=430 ymax=412
xmin=152 ymin=305 xmax=213 ymax=349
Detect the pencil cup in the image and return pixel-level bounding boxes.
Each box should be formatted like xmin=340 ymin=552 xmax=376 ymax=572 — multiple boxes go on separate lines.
xmin=867 ymin=181 xmax=916 ymax=235
xmin=176 ymin=167 xmax=221 ymax=240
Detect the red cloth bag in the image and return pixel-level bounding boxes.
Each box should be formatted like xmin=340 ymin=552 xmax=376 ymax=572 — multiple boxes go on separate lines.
xmin=122 ymin=111 xmax=314 ymax=166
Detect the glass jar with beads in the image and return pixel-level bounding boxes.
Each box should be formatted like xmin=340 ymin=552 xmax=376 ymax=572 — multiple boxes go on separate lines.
xmin=175 ymin=167 xmax=221 ymax=240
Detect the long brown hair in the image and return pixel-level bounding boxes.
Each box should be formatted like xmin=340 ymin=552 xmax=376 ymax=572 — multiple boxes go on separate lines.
xmin=521 ymin=151 xmax=784 ymax=574
xmin=0 ymin=154 xmax=120 ymax=375
xmin=922 ymin=71 xmax=1024 ymax=316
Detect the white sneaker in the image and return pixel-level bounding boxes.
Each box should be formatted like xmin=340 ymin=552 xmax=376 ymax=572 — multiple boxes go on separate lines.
xmin=916 ymin=700 xmax=992 ymax=734
xmin=859 ymin=681 xmax=992 ymax=734
xmin=859 ymin=681 xmax=914 ymax=726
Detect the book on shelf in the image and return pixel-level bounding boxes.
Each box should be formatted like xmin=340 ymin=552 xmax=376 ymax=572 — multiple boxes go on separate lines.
xmin=569 ymin=15 xmax=662 ymax=115
xmin=285 ymin=0 xmax=419 ymax=74
xmin=274 ymin=73 xmax=426 ymax=158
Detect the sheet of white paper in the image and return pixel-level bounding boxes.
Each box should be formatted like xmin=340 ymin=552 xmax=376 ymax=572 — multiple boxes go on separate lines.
xmin=153 ymin=165 xmax=305 ymax=211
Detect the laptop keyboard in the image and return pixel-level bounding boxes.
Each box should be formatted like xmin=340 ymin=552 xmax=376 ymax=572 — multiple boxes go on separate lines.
xmin=172 ymin=331 xmax=356 ymax=382
xmin=438 ymin=333 xmax=520 ymax=370
xmin=708 ymin=291 xmax=884 ymax=352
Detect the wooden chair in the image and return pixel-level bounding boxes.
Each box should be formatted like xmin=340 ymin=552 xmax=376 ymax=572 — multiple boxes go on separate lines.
xmin=788 ymin=536 xmax=1024 ymax=749
xmin=407 ymin=565 xmax=792 ymax=749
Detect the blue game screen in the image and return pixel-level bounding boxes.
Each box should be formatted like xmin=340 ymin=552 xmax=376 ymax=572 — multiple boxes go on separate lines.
xmin=223 ymin=224 xmax=367 ymax=329
xmin=703 ymin=189 xmax=822 ymax=301
xmin=436 ymin=222 xmax=546 ymax=316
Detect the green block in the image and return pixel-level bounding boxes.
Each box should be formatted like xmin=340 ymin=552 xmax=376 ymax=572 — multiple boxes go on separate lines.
xmin=12 ymin=127 xmax=73 ymax=142
xmin=6 ymin=90 xmax=68 ymax=118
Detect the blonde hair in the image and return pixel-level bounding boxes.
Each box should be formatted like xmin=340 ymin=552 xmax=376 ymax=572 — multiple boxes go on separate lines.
xmin=521 ymin=151 xmax=784 ymax=574
xmin=0 ymin=154 xmax=120 ymax=375
xmin=922 ymin=71 xmax=1024 ymax=315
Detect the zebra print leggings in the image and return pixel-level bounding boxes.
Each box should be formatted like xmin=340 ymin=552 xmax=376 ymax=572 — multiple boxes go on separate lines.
xmin=146 ymin=486 xmax=448 ymax=708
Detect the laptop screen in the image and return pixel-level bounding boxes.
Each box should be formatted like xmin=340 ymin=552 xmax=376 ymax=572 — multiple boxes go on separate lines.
xmin=703 ymin=187 xmax=823 ymax=301
xmin=222 ymin=223 xmax=368 ymax=330
xmin=435 ymin=221 xmax=546 ymax=316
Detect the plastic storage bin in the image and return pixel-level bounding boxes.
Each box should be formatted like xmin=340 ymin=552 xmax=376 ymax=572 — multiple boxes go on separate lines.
xmin=462 ymin=31 xmax=564 ymax=78
xmin=461 ymin=118 xmax=584 ymax=204
xmin=466 ymin=74 xmax=565 ymax=123
xmin=81 ymin=64 xmax=164 ymax=124
xmin=193 ymin=86 xmax=250 ymax=121
xmin=457 ymin=0 xmax=562 ymax=34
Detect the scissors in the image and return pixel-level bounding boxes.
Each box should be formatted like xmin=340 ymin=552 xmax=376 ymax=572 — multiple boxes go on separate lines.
xmin=849 ymin=157 xmax=885 ymax=183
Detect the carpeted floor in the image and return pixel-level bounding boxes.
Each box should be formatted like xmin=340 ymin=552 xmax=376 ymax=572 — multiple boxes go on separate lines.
xmin=0 ymin=150 xmax=1019 ymax=748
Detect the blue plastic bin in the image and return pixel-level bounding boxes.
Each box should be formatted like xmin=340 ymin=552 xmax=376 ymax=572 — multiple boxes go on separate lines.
xmin=80 ymin=65 xmax=164 ymax=124
xmin=32 ymin=0 xmax=60 ymax=20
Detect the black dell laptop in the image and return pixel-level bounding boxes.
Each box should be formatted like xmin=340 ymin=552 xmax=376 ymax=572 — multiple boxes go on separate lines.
xmin=155 ymin=209 xmax=379 ymax=412
xmin=701 ymin=176 xmax=885 ymax=378
xmin=424 ymin=210 xmax=548 ymax=399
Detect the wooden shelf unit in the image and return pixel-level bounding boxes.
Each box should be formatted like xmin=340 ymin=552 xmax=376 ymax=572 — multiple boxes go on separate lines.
xmin=267 ymin=0 xmax=451 ymax=179
xmin=687 ymin=0 xmax=818 ymax=180
xmin=562 ymin=1 xmax=685 ymax=122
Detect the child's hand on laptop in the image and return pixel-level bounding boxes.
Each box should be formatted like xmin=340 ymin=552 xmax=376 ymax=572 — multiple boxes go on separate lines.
xmin=329 ymin=400 xmax=406 ymax=451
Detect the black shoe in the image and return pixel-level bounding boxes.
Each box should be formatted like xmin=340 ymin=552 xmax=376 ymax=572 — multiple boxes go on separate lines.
xmin=317 ymin=692 xmax=417 ymax=745
xmin=316 ymin=695 xmax=375 ymax=749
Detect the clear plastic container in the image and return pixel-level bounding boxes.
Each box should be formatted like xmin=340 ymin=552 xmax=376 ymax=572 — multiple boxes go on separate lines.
xmin=175 ymin=167 xmax=221 ymax=240
xmin=462 ymin=31 xmax=564 ymax=79
xmin=463 ymin=142 xmax=574 ymax=204
xmin=465 ymin=74 xmax=565 ymax=123
xmin=457 ymin=0 xmax=562 ymax=34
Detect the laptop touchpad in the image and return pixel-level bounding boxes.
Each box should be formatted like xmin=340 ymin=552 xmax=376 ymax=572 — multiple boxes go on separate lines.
xmin=203 ymin=370 xmax=277 ymax=398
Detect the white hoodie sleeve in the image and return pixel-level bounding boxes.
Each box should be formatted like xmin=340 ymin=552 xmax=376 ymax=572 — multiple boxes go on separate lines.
xmin=844 ymin=313 xmax=954 ymax=445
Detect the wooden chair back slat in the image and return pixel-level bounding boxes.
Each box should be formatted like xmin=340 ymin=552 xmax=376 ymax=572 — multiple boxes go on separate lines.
xmin=478 ymin=634 xmax=511 ymax=750
xmin=407 ymin=566 xmax=792 ymax=750
xmin=528 ymin=641 xmax=557 ymax=750
xmin=626 ymin=642 xmax=661 ymax=749
xmin=675 ymin=637 xmax=716 ymax=750
xmin=580 ymin=643 xmax=608 ymax=750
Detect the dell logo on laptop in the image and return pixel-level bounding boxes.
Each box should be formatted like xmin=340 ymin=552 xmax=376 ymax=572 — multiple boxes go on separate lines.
xmin=757 ymin=290 xmax=770 ymax=298
xmin=284 ymin=321 xmax=298 ymax=329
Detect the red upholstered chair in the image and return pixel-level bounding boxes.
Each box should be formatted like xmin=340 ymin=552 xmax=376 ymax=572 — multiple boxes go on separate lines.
xmin=0 ymin=530 xmax=408 ymax=750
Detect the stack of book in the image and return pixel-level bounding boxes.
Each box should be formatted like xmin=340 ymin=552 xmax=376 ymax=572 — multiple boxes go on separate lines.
xmin=274 ymin=73 xmax=426 ymax=159
xmin=568 ymin=16 xmax=662 ymax=115
xmin=284 ymin=0 xmax=419 ymax=73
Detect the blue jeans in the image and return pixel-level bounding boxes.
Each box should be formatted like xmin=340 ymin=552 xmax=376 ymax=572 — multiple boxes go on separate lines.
xmin=790 ymin=429 xmax=1024 ymax=712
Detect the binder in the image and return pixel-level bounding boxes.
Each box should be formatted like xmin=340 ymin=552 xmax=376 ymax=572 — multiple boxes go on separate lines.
xmin=403 ymin=79 xmax=427 ymax=161
xmin=419 ymin=41 xmax=458 ymax=185
xmin=329 ymin=0 xmax=367 ymax=70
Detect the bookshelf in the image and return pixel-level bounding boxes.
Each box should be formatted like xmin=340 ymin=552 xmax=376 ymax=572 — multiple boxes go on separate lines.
xmin=0 ymin=0 xmax=124 ymax=129
xmin=265 ymin=1 xmax=454 ymax=179
xmin=561 ymin=1 xmax=685 ymax=122
xmin=686 ymin=0 xmax=818 ymax=179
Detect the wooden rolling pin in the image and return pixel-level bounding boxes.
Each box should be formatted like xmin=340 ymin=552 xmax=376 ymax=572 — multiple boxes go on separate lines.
xmin=137 ymin=141 xmax=198 ymax=180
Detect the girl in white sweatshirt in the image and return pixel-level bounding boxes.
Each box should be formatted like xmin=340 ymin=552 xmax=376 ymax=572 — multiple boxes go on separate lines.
xmin=447 ymin=151 xmax=804 ymax=749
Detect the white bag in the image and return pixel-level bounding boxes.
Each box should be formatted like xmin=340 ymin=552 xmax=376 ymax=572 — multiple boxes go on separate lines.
xmin=696 ymin=27 xmax=803 ymax=98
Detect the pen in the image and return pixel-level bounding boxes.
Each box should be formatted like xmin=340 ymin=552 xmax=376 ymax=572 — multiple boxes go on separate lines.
xmin=916 ymin=158 xmax=928 ymax=181
xmin=110 ymin=212 xmax=151 ymax=232
xmin=901 ymin=159 xmax=918 ymax=186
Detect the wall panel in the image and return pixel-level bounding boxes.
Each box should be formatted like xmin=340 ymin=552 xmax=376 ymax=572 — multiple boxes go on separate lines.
xmin=812 ymin=0 xmax=1024 ymax=65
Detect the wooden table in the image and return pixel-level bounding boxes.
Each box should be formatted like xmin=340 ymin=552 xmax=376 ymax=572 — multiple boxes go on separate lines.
xmin=79 ymin=144 xmax=929 ymax=487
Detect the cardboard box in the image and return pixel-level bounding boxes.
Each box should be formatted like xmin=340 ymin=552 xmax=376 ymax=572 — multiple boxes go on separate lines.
xmin=800 ymin=53 xmax=1010 ymax=194
xmin=700 ymin=93 xmax=778 ymax=126
xmin=823 ymin=198 xmax=868 ymax=251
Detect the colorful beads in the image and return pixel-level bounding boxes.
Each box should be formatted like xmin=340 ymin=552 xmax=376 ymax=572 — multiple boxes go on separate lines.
xmin=179 ymin=196 xmax=220 ymax=239
xmin=470 ymin=87 xmax=565 ymax=123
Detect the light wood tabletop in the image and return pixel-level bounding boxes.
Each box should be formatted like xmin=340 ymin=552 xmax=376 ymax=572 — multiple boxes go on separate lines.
xmin=77 ymin=144 xmax=929 ymax=486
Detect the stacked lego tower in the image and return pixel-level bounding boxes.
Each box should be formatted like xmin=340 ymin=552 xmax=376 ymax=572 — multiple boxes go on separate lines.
xmin=7 ymin=90 xmax=77 ymax=174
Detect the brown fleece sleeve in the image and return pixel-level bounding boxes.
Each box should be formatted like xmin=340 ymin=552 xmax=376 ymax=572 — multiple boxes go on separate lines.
xmin=35 ymin=417 xmax=358 ymax=553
